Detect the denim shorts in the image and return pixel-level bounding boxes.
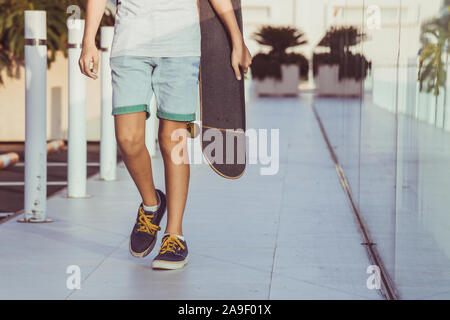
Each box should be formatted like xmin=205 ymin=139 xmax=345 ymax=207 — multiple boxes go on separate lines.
xmin=110 ymin=56 xmax=200 ymax=122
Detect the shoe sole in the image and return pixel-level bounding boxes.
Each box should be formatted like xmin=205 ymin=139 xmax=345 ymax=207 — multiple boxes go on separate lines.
xmin=152 ymin=255 xmax=189 ymax=270
xmin=129 ymin=237 xmax=157 ymax=258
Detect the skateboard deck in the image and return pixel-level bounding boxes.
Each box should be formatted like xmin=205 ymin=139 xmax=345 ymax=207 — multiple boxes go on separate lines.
xmin=198 ymin=0 xmax=246 ymax=179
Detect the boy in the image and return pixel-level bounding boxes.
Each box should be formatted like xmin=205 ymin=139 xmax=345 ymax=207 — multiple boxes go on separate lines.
xmin=79 ymin=0 xmax=252 ymax=269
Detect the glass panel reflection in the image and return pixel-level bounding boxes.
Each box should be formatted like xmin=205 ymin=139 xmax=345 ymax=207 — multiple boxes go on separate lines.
xmin=309 ymin=0 xmax=450 ymax=298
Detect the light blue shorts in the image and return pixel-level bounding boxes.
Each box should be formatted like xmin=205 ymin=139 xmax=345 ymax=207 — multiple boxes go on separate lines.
xmin=110 ymin=56 xmax=200 ymax=122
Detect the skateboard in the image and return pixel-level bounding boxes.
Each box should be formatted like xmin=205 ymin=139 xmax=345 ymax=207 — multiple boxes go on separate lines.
xmin=197 ymin=0 xmax=246 ymax=179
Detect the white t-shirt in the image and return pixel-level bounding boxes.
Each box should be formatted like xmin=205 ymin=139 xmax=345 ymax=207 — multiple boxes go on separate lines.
xmin=110 ymin=0 xmax=201 ymax=57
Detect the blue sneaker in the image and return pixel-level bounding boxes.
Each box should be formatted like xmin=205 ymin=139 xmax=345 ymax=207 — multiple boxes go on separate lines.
xmin=152 ymin=234 xmax=189 ymax=270
xmin=129 ymin=189 xmax=166 ymax=258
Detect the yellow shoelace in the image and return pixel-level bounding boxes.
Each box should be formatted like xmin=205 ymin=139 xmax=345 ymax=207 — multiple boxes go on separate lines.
xmin=136 ymin=207 xmax=160 ymax=235
xmin=159 ymin=235 xmax=185 ymax=254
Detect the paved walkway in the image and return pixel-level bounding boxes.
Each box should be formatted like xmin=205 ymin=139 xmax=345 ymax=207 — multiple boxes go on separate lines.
xmin=0 ymin=96 xmax=381 ymax=300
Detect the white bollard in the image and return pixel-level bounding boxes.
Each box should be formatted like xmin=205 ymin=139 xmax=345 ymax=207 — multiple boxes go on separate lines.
xmin=23 ymin=11 xmax=48 ymax=222
xmin=67 ymin=19 xmax=87 ymax=197
xmin=100 ymin=26 xmax=117 ymax=180
xmin=145 ymin=96 xmax=159 ymax=157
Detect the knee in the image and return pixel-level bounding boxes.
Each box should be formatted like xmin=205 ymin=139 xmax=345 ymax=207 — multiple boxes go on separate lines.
xmin=158 ymin=128 xmax=187 ymax=156
xmin=116 ymin=129 xmax=145 ymax=157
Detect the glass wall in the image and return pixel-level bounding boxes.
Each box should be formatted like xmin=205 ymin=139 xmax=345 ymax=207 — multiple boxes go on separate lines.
xmin=313 ymin=0 xmax=450 ymax=299
xmin=392 ymin=0 xmax=450 ymax=299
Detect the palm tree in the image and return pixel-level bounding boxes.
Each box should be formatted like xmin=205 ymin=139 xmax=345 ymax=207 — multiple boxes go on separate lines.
xmin=251 ymin=25 xmax=309 ymax=81
xmin=417 ymin=1 xmax=450 ymax=125
xmin=313 ymin=26 xmax=370 ymax=81
xmin=0 ymin=0 xmax=114 ymax=84
xmin=317 ymin=26 xmax=366 ymax=56
xmin=253 ymin=26 xmax=308 ymax=58
xmin=418 ymin=1 xmax=450 ymax=96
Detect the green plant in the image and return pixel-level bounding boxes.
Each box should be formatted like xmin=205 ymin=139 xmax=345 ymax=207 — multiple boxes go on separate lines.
xmin=251 ymin=53 xmax=282 ymax=80
xmin=253 ymin=25 xmax=307 ymax=57
xmin=0 ymin=0 xmax=114 ymax=84
xmin=251 ymin=25 xmax=309 ymax=81
xmin=313 ymin=26 xmax=371 ymax=81
xmin=313 ymin=52 xmax=371 ymax=81
xmin=317 ymin=26 xmax=366 ymax=55
xmin=418 ymin=1 xmax=450 ymax=96
xmin=252 ymin=52 xmax=309 ymax=81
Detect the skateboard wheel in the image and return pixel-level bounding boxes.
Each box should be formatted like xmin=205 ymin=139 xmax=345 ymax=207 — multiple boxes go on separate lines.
xmin=187 ymin=122 xmax=200 ymax=139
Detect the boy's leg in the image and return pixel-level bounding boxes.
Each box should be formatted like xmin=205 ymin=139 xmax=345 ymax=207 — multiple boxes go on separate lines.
xmin=151 ymin=56 xmax=198 ymax=269
xmin=114 ymin=111 xmax=158 ymax=207
xmin=111 ymin=56 xmax=167 ymax=258
xmin=158 ymin=119 xmax=190 ymax=236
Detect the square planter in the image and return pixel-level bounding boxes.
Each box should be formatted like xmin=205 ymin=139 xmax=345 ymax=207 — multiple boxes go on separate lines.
xmin=254 ymin=64 xmax=299 ymax=97
xmin=315 ymin=64 xmax=363 ymax=97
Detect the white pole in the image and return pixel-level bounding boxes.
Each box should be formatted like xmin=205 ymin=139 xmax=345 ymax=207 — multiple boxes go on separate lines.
xmin=100 ymin=26 xmax=117 ymax=180
xmin=24 ymin=11 xmax=48 ymax=222
xmin=145 ymin=96 xmax=158 ymax=157
xmin=67 ymin=19 xmax=87 ymax=197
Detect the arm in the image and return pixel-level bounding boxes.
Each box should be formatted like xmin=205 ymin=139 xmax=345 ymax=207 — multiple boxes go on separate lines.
xmin=208 ymin=0 xmax=252 ymax=80
xmin=79 ymin=0 xmax=109 ymax=79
